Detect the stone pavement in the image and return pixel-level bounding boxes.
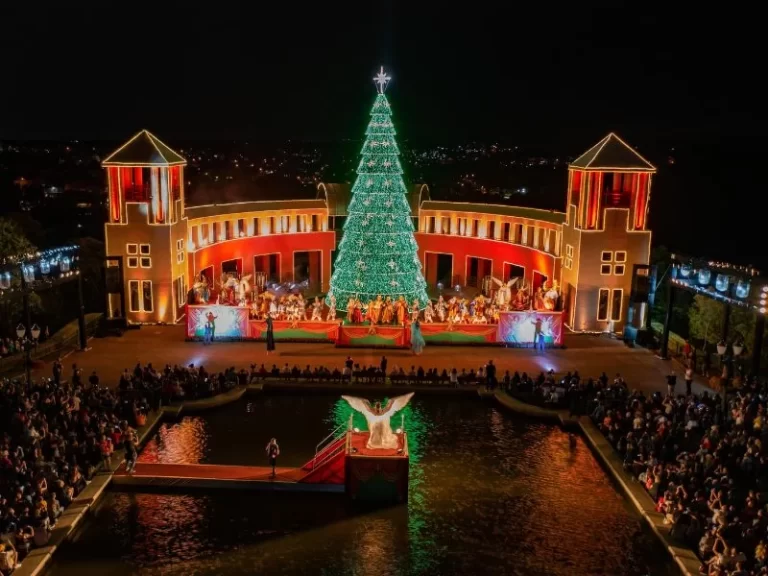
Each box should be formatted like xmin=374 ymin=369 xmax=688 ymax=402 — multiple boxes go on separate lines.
xmin=29 ymin=325 xmax=712 ymax=399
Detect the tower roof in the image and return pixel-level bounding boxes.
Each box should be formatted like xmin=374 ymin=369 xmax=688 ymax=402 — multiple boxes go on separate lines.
xmin=569 ymin=133 xmax=655 ymax=172
xmin=102 ymin=130 xmax=186 ymax=167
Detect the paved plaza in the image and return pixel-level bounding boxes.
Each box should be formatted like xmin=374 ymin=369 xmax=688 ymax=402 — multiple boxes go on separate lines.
xmin=28 ymin=325 xmax=711 ymax=398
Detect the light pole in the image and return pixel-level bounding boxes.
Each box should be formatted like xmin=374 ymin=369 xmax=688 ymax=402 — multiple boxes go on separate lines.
xmin=16 ymin=322 xmax=41 ymax=389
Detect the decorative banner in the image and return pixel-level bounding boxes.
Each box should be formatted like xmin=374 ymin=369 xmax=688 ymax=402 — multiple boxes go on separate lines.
xmin=249 ymin=320 xmax=339 ymax=342
xmin=418 ymin=322 xmax=499 ymax=344
xmin=336 ymin=324 xmax=409 ymax=348
xmin=186 ymin=305 xmax=249 ymax=338
xmin=497 ymin=311 xmax=563 ymax=346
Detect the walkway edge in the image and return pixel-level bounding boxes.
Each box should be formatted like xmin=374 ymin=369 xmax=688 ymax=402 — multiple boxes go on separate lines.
xmin=13 ymin=387 xmax=248 ymax=576
xmin=490 ymin=391 xmax=700 ymax=576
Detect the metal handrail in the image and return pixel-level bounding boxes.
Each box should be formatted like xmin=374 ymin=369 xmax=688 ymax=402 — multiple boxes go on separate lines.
xmin=312 ymin=421 xmax=349 ymax=470
xmin=311 ymin=440 xmax=346 ymax=471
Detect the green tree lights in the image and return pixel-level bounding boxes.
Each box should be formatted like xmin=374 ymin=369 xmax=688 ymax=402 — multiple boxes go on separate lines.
xmin=328 ymin=68 xmax=428 ymax=310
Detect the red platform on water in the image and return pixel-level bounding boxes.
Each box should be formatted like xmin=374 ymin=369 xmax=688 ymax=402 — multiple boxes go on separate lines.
xmin=112 ymin=431 xmax=406 ymax=493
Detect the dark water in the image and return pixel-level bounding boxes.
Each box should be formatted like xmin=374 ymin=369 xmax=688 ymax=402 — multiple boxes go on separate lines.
xmin=50 ymin=395 xmax=677 ymax=576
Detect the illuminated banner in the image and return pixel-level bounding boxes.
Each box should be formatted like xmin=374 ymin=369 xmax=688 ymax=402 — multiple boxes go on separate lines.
xmin=187 ymin=305 xmax=249 ymax=339
xmin=249 ymin=320 xmax=339 ymax=342
xmin=497 ymin=311 xmax=563 ymax=347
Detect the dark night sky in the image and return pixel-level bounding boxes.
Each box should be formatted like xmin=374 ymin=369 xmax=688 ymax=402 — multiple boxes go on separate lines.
xmin=1 ymin=3 xmax=763 ymax=264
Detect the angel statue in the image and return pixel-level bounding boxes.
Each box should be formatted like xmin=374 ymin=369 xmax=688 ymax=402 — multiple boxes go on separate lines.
xmin=238 ymin=274 xmax=252 ymax=306
xmin=491 ymin=277 xmax=517 ymax=308
xmin=342 ymin=393 xmax=414 ymax=450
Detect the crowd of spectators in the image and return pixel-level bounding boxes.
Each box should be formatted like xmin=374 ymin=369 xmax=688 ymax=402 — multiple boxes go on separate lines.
xmin=587 ymin=370 xmax=768 ymax=575
xmin=0 ymin=358 xmax=246 ymax=574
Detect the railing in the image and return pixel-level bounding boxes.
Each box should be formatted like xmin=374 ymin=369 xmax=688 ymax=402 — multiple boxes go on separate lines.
xmin=311 ymin=419 xmax=349 ymax=470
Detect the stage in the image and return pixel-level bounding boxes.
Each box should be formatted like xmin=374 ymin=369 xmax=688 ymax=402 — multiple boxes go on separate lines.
xmin=186 ymin=304 xmax=563 ymax=347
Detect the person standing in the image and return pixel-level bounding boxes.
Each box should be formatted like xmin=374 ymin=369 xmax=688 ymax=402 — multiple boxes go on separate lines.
xmin=380 ymin=356 xmax=388 ymax=374
xmin=486 ymin=360 xmax=497 ymax=391
xmin=123 ymin=424 xmax=138 ymax=474
xmin=666 ymin=370 xmax=677 ymax=397
xmin=265 ymin=315 xmax=275 ymax=355
xmin=411 ymin=319 xmax=425 ymax=355
xmin=685 ymin=365 xmax=693 ymax=396
xmin=52 ymin=357 xmax=63 ymax=385
xmin=266 ymin=438 xmax=280 ymax=478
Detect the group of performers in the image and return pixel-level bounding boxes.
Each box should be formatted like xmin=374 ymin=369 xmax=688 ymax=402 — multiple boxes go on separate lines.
xmin=189 ymin=271 xmax=562 ymax=326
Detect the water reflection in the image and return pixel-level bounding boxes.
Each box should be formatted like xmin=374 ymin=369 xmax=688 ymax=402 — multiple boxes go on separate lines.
xmin=52 ymin=396 xmax=676 ymax=576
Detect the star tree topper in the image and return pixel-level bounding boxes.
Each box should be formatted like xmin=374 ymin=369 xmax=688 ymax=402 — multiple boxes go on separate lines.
xmin=374 ymin=66 xmax=391 ymax=94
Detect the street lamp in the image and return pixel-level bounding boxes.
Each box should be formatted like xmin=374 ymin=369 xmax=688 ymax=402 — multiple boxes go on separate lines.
xmin=16 ymin=322 xmax=41 ymax=389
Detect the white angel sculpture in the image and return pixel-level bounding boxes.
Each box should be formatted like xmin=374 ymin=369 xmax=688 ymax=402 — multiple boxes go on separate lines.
xmin=238 ymin=274 xmax=252 ymax=304
xmin=491 ymin=276 xmax=518 ymax=307
xmin=342 ymin=393 xmax=414 ymax=450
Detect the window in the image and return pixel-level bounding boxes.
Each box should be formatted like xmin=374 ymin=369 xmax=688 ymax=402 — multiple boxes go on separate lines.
xmin=224 ymin=220 xmax=232 ymax=240
xmin=503 ymin=222 xmax=511 ymax=242
xmin=129 ymin=281 xmax=140 ymax=312
xmin=488 ymin=221 xmax=496 ymax=239
xmin=213 ymin=222 xmax=222 ymax=241
xmin=601 ymin=251 xmax=612 ymax=262
xmin=427 ymin=216 xmax=435 ymax=233
xmin=611 ymin=289 xmax=623 ymax=321
xmin=140 ymin=257 xmax=152 ymax=268
xmin=600 ymin=264 xmax=612 ymax=275
xmin=127 ymin=256 xmax=138 ymax=268
xmin=269 ymin=217 xmax=276 ymax=234
xmin=311 ymin=214 xmax=318 ymax=232
xmin=175 ymin=276 xmax=186 ymax=307
xmin=615 ymin=251 xmax=627 ymax=263
xmin=140 ymin=244 xmax=150 ymax=255
xmin=126 ymin=243 xmax=138 ymax=255
xmin=142 ymin=280 xmax=153 ymax=312
xmin=176 ymin=239 xmax=184 ymax=264
xmin=597 ymin=288 xmax=610 ymax=321
xmin=128 ymin=280 xmax=153 ymax=313
xmin=252 ymin=217 xmax=260 ymax=236
xmin=613 ymin=264 xmax=625 ymax=276
xmin=442 ymin=217 xmax=450 ymax=234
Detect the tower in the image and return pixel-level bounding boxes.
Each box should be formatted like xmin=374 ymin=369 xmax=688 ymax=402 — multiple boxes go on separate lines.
xmin=103 ymin=130 xmax=188 ymax=324
xmin=559 ymin=133 xmax=655 ymax=332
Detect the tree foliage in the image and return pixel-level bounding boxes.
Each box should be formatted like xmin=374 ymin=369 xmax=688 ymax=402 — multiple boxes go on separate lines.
xmin=0 ymin=217 xmax=36 ymax=262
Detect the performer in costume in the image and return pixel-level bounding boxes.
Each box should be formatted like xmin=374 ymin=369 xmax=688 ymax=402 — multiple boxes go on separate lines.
xmin=310 ymin=296 xmax=324 ymax=321
xmin=410 ymin=299 xmax=420 ymax=322
xmin=265 ymin=315 xmax=275 ymax=354
xmin=411 ymin=319 xmax=425 ymax=355
xmin=424 ymin=300 xmax=435 ymax=323
xmin=352 ymin=299 xmax=364 ymax=324
xmin=382 ymin=296 xmax=394 ymax=324
xmin=365 ymin=299 xmax=377 ymax=324
xmin=346 ymin=297 xmax=356 ymax=323
xmin=395 ymin=296 xmax=407 ymax=325
xmin=436 ymin=295 xmax=446 ymax=322
xmin=326 ymin=294 xmax=337 ymax=321
xmin=372 ymin=295 xmax=383 ymax=324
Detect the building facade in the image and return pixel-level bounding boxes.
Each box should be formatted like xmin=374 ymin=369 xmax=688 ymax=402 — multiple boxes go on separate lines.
xmin=104 ymin=131 xmax=654 ymax=333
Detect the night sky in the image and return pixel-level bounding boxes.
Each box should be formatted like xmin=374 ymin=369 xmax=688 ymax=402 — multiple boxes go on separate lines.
xmin=2 ymin=4 xmax=762 ymax=264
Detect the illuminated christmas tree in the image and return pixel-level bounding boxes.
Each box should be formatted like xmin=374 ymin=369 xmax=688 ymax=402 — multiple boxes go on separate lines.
xmin=328 ymin=67 xmax=428 ymax=311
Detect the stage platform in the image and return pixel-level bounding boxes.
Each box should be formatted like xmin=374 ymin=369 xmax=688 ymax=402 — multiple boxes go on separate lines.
xmin=186 ymin=304 xmax=563 ymax=347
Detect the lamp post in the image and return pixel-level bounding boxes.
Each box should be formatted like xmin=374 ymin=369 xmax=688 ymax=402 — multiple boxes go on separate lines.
xmin=16 ymin=322 xmax=41 ymax=389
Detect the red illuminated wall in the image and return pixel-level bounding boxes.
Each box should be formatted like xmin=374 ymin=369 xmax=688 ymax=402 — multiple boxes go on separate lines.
xmin=190 ymin=232 xmax=336 ymax=290
xmin=415 ymin=233 xmax=556 ymax=287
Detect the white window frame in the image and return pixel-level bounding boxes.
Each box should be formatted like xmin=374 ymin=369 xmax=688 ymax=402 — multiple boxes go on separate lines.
xmin=597 ymin=288 xmax=610 ymax=321
xmin=610 ymin=289 xmax=623 ymax=321
xmin=127 ymin=256 xmax=138 ymax=269
xmin=140 ymin=244 xmax=151 ymax=255
xmin=128 ymin=280 xmax=154 ymax=313
xmin=601 ymin=250 xmax=612 ymax=262
xmin=126 ymin=243 xmax=138 ymax=255
xmin=600 ymin=263 xmax=612 ymax=276
xmin=614 ymin=251 xmax=627 ymax=263
xmin=613 ymin=264 xmax=625 ymax=276
xmin=140 ymin=257 xmax=152 ymax=268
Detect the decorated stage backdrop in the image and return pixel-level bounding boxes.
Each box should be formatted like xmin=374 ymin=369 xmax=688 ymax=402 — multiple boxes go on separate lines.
xmin=497 ymin=311 xmax=563 ymax=346
xmin=187 ymin=305 xmax=249 ymax=339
